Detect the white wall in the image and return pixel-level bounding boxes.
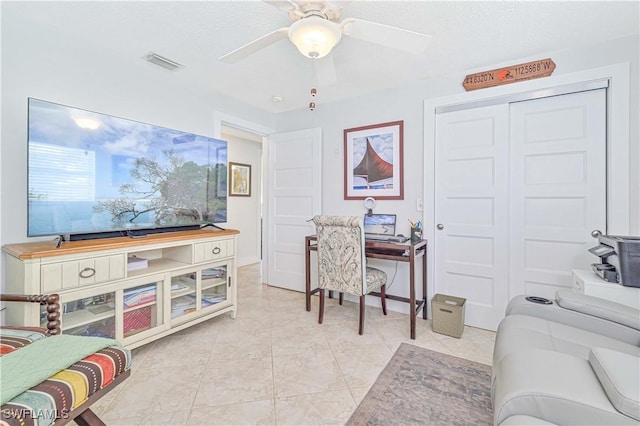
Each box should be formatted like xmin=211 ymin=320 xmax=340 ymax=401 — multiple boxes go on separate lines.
xmin=223 ymin=132 xmax=263 ymax=267
xmin=274 ymin=34 xmax=640 ymax=314
xmin=0 ymin=10 xmax=275 ymax=296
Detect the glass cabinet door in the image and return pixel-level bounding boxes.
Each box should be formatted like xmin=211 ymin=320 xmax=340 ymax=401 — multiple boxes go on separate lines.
xmin=50 ymin=292 xmax=116 ymax=338
xmin=170 ymin=265 xmax=229 ymax=324
xmin=123 ymin=281 xmax=163 ymax=339
xmin=170 ymin=271 xmax=197 ymax=320
xmin=201 ymin=265 xmax=228 ymax=309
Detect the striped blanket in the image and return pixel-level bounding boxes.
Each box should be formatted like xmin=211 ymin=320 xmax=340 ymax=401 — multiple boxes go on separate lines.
xmin=0 ymin=327 xmax=131 ymax=426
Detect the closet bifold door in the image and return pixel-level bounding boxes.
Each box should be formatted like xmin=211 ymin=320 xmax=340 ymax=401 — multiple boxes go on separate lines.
xmin=434 ymin=104 xmax=511 ymax=331
xmin=433 ymin=89 xmax=608 ymax=332
xmin=508 ymin=88 xmax=607 ymax=299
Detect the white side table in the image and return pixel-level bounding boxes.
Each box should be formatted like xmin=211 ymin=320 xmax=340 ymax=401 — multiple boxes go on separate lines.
xmin=572 ymin=269 xmax=640 ymax=310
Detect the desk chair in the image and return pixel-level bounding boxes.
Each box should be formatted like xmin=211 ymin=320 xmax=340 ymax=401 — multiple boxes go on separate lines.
xmin=311 ymin=215 xmax=387 ymax=335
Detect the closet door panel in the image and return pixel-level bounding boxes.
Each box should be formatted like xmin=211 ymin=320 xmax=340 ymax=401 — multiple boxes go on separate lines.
xmin=509 ymin=89 xmax=607 ymax=298
xmin=435 ymin=104 xmax=510 ymax=331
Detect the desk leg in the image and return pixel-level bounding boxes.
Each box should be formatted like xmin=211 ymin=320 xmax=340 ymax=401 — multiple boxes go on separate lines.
xmin=409 ymin=251 xmax=416 ymax=340
xmin=305 ymin=239 xmax=311 ymax=312
xmin=422 ymin=246 xmax=428 ymax=320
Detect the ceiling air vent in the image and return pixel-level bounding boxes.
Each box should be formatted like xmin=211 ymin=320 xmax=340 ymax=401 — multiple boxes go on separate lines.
xmin=145 ymin=52 xmax=183 ymax=71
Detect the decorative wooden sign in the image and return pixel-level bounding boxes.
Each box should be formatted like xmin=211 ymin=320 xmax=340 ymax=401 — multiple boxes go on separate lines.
xmin=463 ymin=58 xmax=556 ymax=91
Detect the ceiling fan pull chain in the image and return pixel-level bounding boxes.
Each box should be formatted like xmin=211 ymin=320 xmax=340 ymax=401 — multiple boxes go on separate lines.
xmin=309 ymin=86 xmax=317 ymax=111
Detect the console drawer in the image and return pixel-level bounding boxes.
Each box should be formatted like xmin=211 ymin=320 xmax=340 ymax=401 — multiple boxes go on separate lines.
xmin=194 ymin=239 xmax=234 ymax=263
xmin=41 ymin=254 xmax=126 ymax=292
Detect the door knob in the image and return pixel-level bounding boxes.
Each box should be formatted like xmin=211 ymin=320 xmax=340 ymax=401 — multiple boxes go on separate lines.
xmin=591 ymin=229 xmax=602 ymax=238
xmin=437 ymin=224 xmax=444 ymax=230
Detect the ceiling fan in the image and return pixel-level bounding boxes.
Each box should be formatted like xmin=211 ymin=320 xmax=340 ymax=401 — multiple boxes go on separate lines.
xmin=218 ymin=1 xmax=432 ymax=71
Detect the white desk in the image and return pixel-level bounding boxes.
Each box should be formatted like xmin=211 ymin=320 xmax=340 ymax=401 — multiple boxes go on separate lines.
xmin=572 ymin=269 xmax=640 ymax=310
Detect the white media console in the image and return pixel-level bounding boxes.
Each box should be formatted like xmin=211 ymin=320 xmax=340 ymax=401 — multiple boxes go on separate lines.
xmin=2 ymin=228 xmax=238 ymax=349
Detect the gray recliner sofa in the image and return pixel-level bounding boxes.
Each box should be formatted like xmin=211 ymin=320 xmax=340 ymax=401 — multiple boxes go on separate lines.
xmin=491 ymin=290 xmax=640 ymax=425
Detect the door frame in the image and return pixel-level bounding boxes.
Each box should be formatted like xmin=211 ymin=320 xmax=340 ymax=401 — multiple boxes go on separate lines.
xmin=213 ymin=111 xmax=274 ymax=281
xmin=423 ymin=62 xmax=631 ymax=318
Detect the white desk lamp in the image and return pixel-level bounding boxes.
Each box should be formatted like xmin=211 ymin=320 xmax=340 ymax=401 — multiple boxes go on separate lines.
xmin=364 ymin=197 xmax=376 ymax=216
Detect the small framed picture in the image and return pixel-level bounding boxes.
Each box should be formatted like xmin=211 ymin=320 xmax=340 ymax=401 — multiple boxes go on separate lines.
xmin=344 ymin=120 xmax=404 ymax=200
xmin=229 ymin=162 xmax=251 ymax=197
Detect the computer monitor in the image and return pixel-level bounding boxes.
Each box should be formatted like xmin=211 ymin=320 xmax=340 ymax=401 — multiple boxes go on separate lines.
xmin=363 ymin=214 xmax=397 ymax=237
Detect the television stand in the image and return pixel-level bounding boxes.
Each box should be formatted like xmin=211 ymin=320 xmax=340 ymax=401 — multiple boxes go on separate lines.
xmin=2 ymin=228 xmax=239 ymax=349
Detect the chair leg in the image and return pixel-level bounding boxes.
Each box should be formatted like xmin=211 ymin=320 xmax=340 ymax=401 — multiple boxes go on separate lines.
xmin=73 ymin=409 xmax=106 ymax=426
xmin=339 ymin=292 xmax=344 ymax=305
xmin=380 ymin=284 xmax=387 ymax=315
xmin=359 ymin=295 xmax=365 ymax=335
xmin=319 ymin=289 xmax=325 ymax=325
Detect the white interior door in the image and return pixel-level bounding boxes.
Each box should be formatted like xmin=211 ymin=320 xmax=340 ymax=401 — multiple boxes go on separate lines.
xmin=266 ymin=128 xmax=322 ymax=292
xmin=509 ymin=89 xmax=607 ymax=298
xmin=435 ymin=104 xmax=511 ymax=331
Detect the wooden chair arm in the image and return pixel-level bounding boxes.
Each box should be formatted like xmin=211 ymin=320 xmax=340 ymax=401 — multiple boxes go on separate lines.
xmin=1 ymin=293 xmax=61 ymax=335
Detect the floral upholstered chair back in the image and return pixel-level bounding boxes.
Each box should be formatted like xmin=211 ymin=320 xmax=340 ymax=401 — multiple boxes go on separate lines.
xmin=312 ymin=215 xmax=367 ymax=296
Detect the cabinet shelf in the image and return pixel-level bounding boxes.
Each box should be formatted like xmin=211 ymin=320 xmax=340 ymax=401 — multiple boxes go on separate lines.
xmin=202 ymin=278 xmax=226 ymax=291
xmin=171 ymin=274 xmax=196 ymax=299
xmin=128 ymin=258 xmax=190 ymax=277
xmin=202 ymin=294 xmax=227 ymax=306
xmin=123 ymin=300 xmax=157 ymax=313
xmin=171 ymin=288 xmax=196 ymax=298
xmin=61 ymin=303 xmax=116 ymax=329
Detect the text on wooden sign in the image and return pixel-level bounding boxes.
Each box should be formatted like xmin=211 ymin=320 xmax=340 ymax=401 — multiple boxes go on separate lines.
xmin=463 ymin=58 xmax=556 ymax=91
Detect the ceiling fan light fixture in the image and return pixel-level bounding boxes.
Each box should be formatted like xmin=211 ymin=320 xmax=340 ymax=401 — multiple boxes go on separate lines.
xmin=288 ymin=16 xmax=341 ymax=59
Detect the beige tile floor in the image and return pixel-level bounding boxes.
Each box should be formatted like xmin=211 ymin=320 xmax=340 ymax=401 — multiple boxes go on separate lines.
xmin=94 ymin=263 xmax=495 ymax=425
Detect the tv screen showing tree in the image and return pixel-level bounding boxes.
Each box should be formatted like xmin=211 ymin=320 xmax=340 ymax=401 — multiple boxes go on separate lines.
xmin=27 ymin=98 xmax=227 ymax=239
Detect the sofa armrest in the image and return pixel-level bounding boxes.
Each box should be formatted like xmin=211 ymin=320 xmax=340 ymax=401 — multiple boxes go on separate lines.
xmin=589 ymin=348 xmax=640 ymax=421
xmin=493 ymin=349 xmax=637 ymax=425
xmin=0 ymin=293 xmax=61 ymax=335
xmin=556 ymin=290 xmax=640 ymax=330
xmin=505 ymin=292 xmax=640 ymax=346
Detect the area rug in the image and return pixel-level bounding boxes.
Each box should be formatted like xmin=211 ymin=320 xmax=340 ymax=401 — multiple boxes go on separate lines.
xmin=346 ymin=343 xmax=493 ymax=426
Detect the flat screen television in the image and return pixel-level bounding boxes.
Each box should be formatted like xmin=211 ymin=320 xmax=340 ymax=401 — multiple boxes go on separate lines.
xmin=27 ymin=98 xmax=227 ymax=240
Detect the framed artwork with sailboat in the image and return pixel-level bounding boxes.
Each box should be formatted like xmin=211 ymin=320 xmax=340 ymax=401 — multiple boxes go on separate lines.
xmin=343 ymin=120 xmax=404 ymax=200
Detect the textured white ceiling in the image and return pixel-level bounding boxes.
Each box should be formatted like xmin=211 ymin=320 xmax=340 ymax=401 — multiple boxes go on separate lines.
xmin=4 ymin=1 xmax=639 ymax=113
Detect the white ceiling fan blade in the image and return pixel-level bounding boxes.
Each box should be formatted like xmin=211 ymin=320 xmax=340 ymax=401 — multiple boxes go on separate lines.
xmin=219 ymin=27 xmax=289 ymax=63
xmin=341 ymin=18 xmax=431 ymax=55
xmin=312 ymin=53 xmax=337 ymax=86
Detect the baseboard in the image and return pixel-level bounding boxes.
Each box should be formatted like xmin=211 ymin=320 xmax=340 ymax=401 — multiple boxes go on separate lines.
xmin=237 ymin=256 xmax=260 ymax=268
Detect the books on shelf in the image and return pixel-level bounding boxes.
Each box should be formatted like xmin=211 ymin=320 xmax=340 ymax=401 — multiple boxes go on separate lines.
xmin=171 ymin=292 xmax=226 ymax=318
xmin=171 ymin=295 xmax=197 ymax=318
xmin=171 ymin=282 xmax=190 ymax=292
xmin=202 ymin=292 xmax=226 ymax=305
xmin=127 ymin=255 xmax=148 ymax=271
xmin=123 ymin=305 xmax=152 ymax=336
xmin=202 ymin=267 xmax=225 ymax=279
xmin=124 ymin=285 xmax=156 ymax=308
xmin=171 ymin=275 xmax=195 ymax=292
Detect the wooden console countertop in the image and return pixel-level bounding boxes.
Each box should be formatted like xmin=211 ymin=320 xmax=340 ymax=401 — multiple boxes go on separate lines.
xmin=2 ymin=228 xmax=240 ymax=260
